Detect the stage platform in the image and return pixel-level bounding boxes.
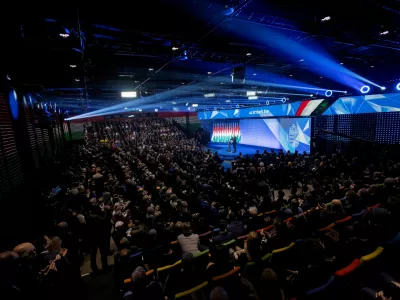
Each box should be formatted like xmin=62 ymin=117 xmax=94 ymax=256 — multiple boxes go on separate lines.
xmin=205 ymin=142 xmax=275 ymax=160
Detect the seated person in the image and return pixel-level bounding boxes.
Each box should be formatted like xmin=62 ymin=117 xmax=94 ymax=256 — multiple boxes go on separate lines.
xmin=205 ymin=245 xmax=234 ymax=280
xmin=212 ymin=220 xmax=233 ymax=246
xmin=164 ymin=252 xmax=206 ymax=299
xmin=123 ymin=267 xmax=163 ymax=300
xmin=260 ymin=219 xmax=294 ymax=255
xmin=245 ymin=207 xmax=264 ymax=233
xmin=177 ymin=222 xmax=200 ymax=254
xmin=230 ymin=232 xmax=263 ymax=282
xmin=227 ymin=212 xmax=245 ymax=238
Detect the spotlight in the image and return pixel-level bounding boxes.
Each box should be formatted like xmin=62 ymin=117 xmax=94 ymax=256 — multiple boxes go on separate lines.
xmin=148 ymin=68 xmax=154 ymax=71
xmin=70 ymin=64 xmax=77 ymax=68
xmin=396 ymin=83 xmax=400 ymax=91
xmin=248 ymin=96 xmax=258 ymax=100
xmin=75 ymin=78 xmax=80 ymax=82
xmin=246 ymin=91 xmax=256 ymax=96
xmin=360 ymin=86 xmax=370 ymax=94
xmin=246 ymin=53 xmax=252 ymax=56
xmin=154 ymin=108 xmax=158 ymax=112
xmin=59 ymin=33 xmax=70 ymax=38
xmin=121 ymin=91 xmax=137 ymax=98
xmin=321 ymin=16 xmax=331 ymax=22
xmin=381 ymin=87 xmax=386 ymax=91
xmin=325 ymin=90 xmax=333 ymax=97
xmin=204 ymin=93 xmax=215 ymax=98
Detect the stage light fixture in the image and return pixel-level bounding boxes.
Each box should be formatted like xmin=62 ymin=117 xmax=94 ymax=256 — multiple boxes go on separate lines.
xmin=124 ymin=107 xmax=128 ymax=110
xmin=59 ymin=33 xmax=69 ymax=38
xmin=246 ymin=91 xmax=256 ymax=96
xmin=396 ymin=83 xmax=400 ymax=91
xmin=325 ymin=90 xmax=333 ymax=97
xmin=360 ymin=86 xmax=370 ymax=94
xmin=248 ymin=96 xmax=258 ymax=100
xmin=204 ymin=93 xmax=215 ymax=98
xmin=75 ymin=78 xmax=80 ymax=82
xmin=154 ymin=109 xmax=158 ymax=112
xmin=70 ymin=65 xmax=77 ymax=68
xmin=192 ymin=104 xmax=198 ymax=107
xmin=381 ymin=87 xmax=386 ymax=91
xmin=148 ymin=68 xmax=154 ymax=71
xmin=121 ymin=91 xmax=137 ymax=98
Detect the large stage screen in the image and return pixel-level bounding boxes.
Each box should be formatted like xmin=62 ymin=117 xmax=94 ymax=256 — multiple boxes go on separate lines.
xmin=209 ymin=118 xmax=311 ymax=153
xmin=240 ymin=118 xmax=311 ymax=153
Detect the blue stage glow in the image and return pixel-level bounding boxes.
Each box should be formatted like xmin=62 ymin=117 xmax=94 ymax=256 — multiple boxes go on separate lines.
xmin=325 ymin=90 xmax=333 ymax=97
xmin=8 ymin=90 xmax=19 ymax=120
xmin=360 ymin=86 xmax=370 ymax=94
xmin=397 ymin=83 xmax=400 ymax=91
xmin=66 ymin=74 xmax=334 ymax=120
xmin=323 ymin=93 xmax=400 ymax=115
xmin=222 ymin=20 xmax=381 ymax=91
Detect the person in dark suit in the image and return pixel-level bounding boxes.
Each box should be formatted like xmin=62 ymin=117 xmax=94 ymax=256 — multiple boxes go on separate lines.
xmin=86 ymin=205 xmax=111 ymax=273
xmin=232 ymin=135 xmax=237 ymax=153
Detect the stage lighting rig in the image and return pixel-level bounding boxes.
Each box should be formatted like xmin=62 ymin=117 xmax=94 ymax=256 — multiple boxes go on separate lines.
xmin=360 ymin=86 xmax=370 ymax=94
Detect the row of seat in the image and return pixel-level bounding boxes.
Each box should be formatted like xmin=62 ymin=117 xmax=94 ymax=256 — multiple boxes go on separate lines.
xmin=123 ymin=202 xmax=380 ymax=284
xmin=174 ymin=231 xmax=400 ymax=299
xmin=306 ymin=243 xmax=390 ymax=297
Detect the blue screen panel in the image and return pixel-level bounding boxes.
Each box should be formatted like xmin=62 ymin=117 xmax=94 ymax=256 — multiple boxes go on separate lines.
xmin=240 ymin=119 xmax=281 ymax=149
xmin=323 ymin=93 xmax=400 ymax=115
xmin=198 ymin=102 xmax=302 ymax=120
xmin=239 ymin=118 xmax=311 ymax=153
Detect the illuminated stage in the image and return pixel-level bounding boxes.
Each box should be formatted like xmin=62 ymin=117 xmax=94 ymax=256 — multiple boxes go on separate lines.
xmin=205 ymin=142 xmax=273 ymax=160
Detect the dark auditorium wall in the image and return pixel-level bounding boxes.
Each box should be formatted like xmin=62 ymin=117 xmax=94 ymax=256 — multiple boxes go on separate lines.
xmin=312 ymin=112 xmax=400 ymax=159
xmin=312 ymin=112 xmax=400 ymax=144
xmin=0 ymin=89 xmax=71 ymax=250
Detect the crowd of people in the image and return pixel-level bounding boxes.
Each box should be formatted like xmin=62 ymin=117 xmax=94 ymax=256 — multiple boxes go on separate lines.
xmin=1 ymin=117 xmax=400 ymax=300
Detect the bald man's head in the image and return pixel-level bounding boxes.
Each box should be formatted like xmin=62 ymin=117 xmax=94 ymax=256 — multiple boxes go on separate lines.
xmin=13 ymin=243 xmax=36 ymax=259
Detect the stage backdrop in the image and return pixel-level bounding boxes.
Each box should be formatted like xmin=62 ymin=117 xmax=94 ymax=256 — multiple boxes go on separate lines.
xmin=210 ymin=118 xmax=311 ymax=153
xmin=211 ymin=121 xmax=241 ymax=143
xmin=240 ymin=118 xmax=311 ymax=153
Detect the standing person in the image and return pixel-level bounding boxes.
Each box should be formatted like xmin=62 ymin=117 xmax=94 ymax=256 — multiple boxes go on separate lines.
xmin=86 ymin=206 xmax=111 ymax=274
xmin=232 ymin=135 xmax=237 ymax=153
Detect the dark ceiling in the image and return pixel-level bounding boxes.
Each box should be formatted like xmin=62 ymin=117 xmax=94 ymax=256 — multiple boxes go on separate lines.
xmin=4 ymin=0 xmax=400 ymax=115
